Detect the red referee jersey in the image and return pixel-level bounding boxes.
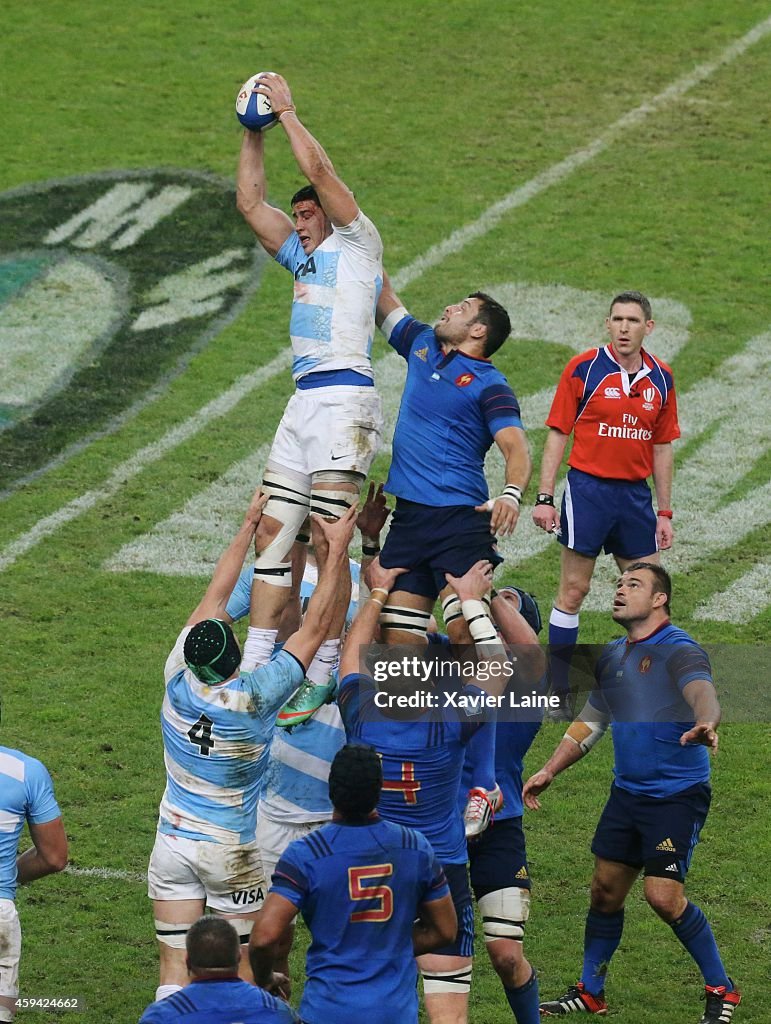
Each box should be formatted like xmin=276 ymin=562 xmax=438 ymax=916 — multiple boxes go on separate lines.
xmin=546 ymin=344 xmax=680 ymax=481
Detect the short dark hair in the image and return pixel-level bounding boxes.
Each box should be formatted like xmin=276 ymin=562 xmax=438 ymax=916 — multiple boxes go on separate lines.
xmin=186 ymin=917 xmax=239 ymax=974
xmin=291 ymin=184 xmax=321 ymax=208
xmin=610 ymin=291 xmax=652 ymax=321
xmin=469 ymin=292 xmax=511 ymax=357
xmin=627 ymin=561 xmax=671 ymax=615
xmin=328 ymin=744 xmax=382 ymax=820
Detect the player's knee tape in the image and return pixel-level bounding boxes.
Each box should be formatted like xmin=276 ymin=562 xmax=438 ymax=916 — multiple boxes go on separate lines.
xmin=310 ymin=470 xmax=362 ymax=520
xmin=479 ymin=887 xmax=530 ymax=942
xmin=421 ymin=964 xmax=473 ymax=995
xmin=379 ymin=605 xmax=431 ymax=638
xmin=155 ymin=920 xmax=194 ymax=949
xmin=253 ymin=467 xmax=311 ymax=585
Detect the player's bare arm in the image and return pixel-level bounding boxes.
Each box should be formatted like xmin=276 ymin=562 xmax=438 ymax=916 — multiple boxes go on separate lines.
xmin=476 ymin=425 xmax=531 ymax=537
xmin=339 ymin=556 xmax=408 ymax=678
xmin=375 ymin=269 xmax=406 ymax=329
xmin=249 ymin=891 xmax=297 ymax=996
xmin=491 ymin=590 xmax=547 ymax=683
xmin=412 ymin=893 xmax=458 ymax=956
xmin=652 ymin=441 xmax=675 ymax=550
xmin=680 ymin=678 xmax=721 ymax=751
xmin=186 ymin=490 xmax=268 ymax=625
xmin=236 ymin=130 xmax=294 ymax=256
xmin=282 ymin=506 xmax=357 ymax=669
xmin=17 ymin=817 xmax=68 ymax=883
xmin=522 ymin=698 xmax=610 ymax=809
xmin=532 ymin=427 xmax=570 ymax=533
xmin=254 ymin=73 xmax=359 ymax=228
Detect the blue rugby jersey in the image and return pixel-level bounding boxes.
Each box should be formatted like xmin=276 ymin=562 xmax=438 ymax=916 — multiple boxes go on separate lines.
xmin=0 ymin=747 xmax=61 ymax=900
xmin=271 ymin=817 xmax=448 ymax=1024
xmin=384 ymin=315 xmax=523 ymax=506
xmin=275 ymin=211 xmax=382 ymax=381
xmin=338 ymin=673 xmax=483 ymax=864
xmin=139 ymin=976 xmax=300 ymax=1023
xmin=158 ymin=629 xmax=304 ymax=844
xmin=588 ymin=622 xmax=713 ymax=798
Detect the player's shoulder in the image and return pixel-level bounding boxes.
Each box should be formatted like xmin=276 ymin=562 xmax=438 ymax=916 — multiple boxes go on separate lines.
xmin=655 ymin=622 xmax=703 ymax=649
xmin=0 ymin=745 xmax=49 ymax=785
xmin=563 ymin=347 xmax=605 ymax=377
xmin=642 ymin=348 xmax=676 ymax=385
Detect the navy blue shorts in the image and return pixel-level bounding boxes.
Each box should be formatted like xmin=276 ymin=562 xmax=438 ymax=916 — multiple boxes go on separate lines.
xmin=380 ymin=499 xmax=503 ymax=599
xmin=591 ymin=782 xmax=711 ymax=883
xmin=432 ymin=861 xmax=475 ymax=958
xmin=468 ymin=815 xmax=531 ymax=899
xmin=560 ymin=468 xmax=657 ymax=559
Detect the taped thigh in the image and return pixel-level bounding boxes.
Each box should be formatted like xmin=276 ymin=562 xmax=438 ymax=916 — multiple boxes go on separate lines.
xmin=379 ymin=605 xmax=432 ymax=638
xmin=155 ymin=920 xmax=194 ymax=949
xmin=421 ymin=963 xmax=473 ymax=995
xmin=254 ymin=464 xmax=311 ymax=584
xmin=310 ymin=470 xmax=362 ymax=520
xmin=478 ymin=886 xmax=531 ymax=942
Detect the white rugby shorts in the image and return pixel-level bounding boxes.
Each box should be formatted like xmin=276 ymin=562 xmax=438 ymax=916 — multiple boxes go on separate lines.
xmin=268 ymin=385 xmax=383 ymax=477
xmin=0 ymin=899 xmax=21 ymax=1000
xmin=257 ymin=812 xmax=327 ymax=885
xmin=147 ymin=832 xmax=266 ymax=915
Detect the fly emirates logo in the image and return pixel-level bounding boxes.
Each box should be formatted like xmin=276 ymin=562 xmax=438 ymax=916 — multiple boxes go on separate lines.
xmin=598 ymin=413 xmax=653 ymax=440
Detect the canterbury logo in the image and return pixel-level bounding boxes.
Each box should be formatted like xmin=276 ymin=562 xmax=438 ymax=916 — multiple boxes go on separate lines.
xmin=656 ymin=837 xmax=676 ymax=852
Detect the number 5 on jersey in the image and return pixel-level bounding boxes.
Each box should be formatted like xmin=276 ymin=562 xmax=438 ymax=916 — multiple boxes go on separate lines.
xmin=348 ymin=863 xmax=394 ymax=922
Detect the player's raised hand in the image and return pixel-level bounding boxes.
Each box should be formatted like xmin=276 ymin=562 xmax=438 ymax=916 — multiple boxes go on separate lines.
xmin=522 ymin=768 xmax=554 ymax=810
xmin=311 ymin=503 xmax=358 ymax=558
xmin=365 ymin=555 xmax=407 ymax=595
xmin=357 ymin=482 xmax=390 ymax=541
xmin=244 ymin=489 xmax=269 ymax=527
xmin=680 ymin=722 xmax=719 ymax=752
xmin=253 ymin=72 xmax=295 ymax=118
xmin=444 ymin=560 xmax=494 ymax=602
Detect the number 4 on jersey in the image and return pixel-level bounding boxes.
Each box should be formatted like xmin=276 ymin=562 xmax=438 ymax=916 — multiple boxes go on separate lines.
xmin=187 ymin=713 xmax=215 ymax=755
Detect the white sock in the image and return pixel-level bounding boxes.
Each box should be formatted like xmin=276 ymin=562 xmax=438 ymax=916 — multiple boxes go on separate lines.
xmin=241 ymin=626 xmax=278 ymax=671
xmin=155 ymin=984 xmax=183 ymax=1001
xmin=306 ymin=638 xmax=341 ymax=687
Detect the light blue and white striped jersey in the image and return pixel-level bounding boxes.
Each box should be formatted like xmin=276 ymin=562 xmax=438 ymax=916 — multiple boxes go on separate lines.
xmin=159 ymin=629 xmax=305 ymax=845
xmin=259 ymin=700 xmax=345 ymax=824
xmin=226 ymin=561 xmax=360 ymax=627
xmin=274 ymin=211 xmax=383 ymax=381
xmin=0 ymin=746 xmax=61 ymax=900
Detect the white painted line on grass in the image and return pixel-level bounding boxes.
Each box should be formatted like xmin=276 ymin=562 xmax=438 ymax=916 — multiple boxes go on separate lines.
xmin=66 ymin=864 xmax=147 ymax=884
xmin=2 ymin=14 xmax=770 ymax=574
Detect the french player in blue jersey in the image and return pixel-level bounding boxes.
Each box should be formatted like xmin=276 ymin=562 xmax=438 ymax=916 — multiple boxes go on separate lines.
xmin=148 ymin=488 xmax=357 ymax=1005
xmin=372 ymin=274 xmax=531 ymax=647
xmin=250 ymin=744 xmax=457 ymax=1024
xmin=236 ymin=72 xmax=383 ymax=673
xmin=462 ymin=586 xmax=546 ymax=1024
xmin=523 ymin=563 xmax=741 ymax=1024
xmin=0 ymin=743 xmax=68 ymax=1022
xmin=140 ymin=916 xmax=299 ymax=1024
xmin=337 ymin=557 xmax=517 ymax=1024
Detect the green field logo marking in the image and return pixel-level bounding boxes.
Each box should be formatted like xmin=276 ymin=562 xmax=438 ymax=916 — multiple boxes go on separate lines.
xmin=0 ymin=170 xmax=266 ymax=486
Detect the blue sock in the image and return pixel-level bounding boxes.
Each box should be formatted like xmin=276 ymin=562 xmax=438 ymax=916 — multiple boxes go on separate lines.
xmin=504 ymin=969 xmax=540 ymax=1024
xmin=670 ymin=902 xmax=730 ymax=989
xmin=548 ymin=608 xmax=579 ymax=698
xmin=581 ymin=908 xmax=624 ymax=995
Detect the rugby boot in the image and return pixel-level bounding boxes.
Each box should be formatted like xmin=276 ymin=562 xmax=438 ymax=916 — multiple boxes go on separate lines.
xmin=698 ymin=982 xmax=741 ymax=1023
xmin=464 ymin=783 xmax=504 ymax=839
xmin=539 ymin=982 xmax=607 ymax=1016
xmin=276 ymin=677 xmax=337 ymax=729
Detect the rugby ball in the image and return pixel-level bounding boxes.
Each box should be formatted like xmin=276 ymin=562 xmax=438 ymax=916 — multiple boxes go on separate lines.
xmin=236 ymin=73 xmax=278 ymax=131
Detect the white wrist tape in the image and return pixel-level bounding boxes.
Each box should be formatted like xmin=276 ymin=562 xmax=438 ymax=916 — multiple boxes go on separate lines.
xmin=461 ymin=599 xmax=498 ymax=645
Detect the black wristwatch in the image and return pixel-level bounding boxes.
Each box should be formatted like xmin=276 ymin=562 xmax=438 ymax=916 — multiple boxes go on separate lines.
xmin=535 ymin=492 xmax=555 ymax=507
